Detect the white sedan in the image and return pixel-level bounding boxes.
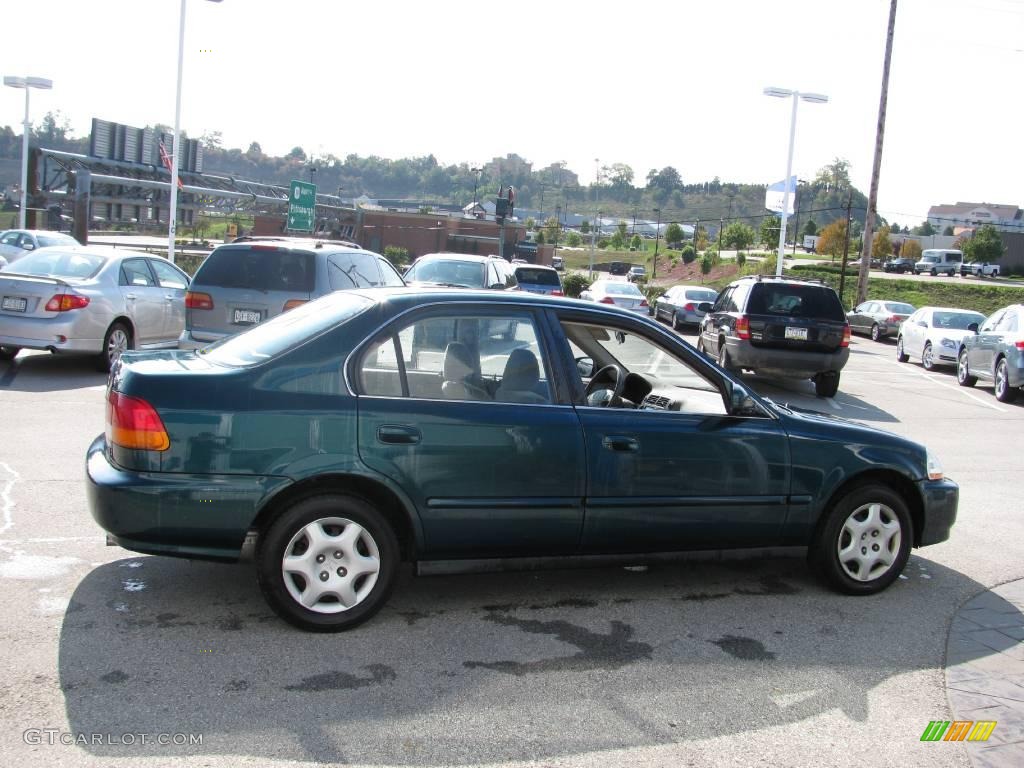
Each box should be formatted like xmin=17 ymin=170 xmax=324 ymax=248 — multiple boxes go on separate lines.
xmin=579 ymin=280 xmax=649 ymax=314
xmin=896 ymin=306 xmax=987 ymax=370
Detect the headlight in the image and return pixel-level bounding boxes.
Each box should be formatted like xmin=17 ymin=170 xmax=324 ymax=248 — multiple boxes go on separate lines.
xmin=926 ymin=450 xmax=944 ymax=481
xmin=940 ymin=338 xmax=957 ymax=349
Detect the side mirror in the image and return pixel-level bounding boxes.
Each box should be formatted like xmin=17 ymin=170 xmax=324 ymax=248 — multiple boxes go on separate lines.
xmin=967 ymin=322 xmax=979 ymax=334
xmin=697 ymin=302 xmax=714 ymax=313
xmin=728 ymin=384 xmax=761 ymax=417
xmin=22 ymin=242 xmax=35 ymax=251
xmin=576 ymin=356 xmax=595 ymax=378
xmin=917 ymin=320 xmax=928 ymax=327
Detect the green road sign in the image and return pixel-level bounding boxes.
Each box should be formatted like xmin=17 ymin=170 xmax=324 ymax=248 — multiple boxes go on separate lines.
xmin=288 ymin=180 xmax=317 ymax=232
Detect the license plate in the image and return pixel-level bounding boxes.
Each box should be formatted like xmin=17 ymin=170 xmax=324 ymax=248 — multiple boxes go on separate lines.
xmin=785 ymin=326 xmax=808 ymax=340
xmin=233 ymin=309 xmax=261 ymax=324
xmin=2 ymin=296 xmax=27 ymax=312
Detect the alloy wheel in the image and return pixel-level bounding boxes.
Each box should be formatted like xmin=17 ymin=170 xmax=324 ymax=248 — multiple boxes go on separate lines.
xmin=106 ymin=328 xmax=130 ymax=364
xmin=870 ymin=324 xmax=880 ymax=342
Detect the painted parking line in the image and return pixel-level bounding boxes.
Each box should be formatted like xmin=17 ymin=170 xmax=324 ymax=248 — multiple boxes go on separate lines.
xmin=887 ymin=359 xmax=1006 ymax=412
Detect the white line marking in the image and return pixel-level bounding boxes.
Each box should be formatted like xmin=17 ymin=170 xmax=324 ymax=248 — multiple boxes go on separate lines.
xmin=887 ymin=360 xmax=1006 ymax=412
xmin=0 ymin=462 xmax=19 ymax=536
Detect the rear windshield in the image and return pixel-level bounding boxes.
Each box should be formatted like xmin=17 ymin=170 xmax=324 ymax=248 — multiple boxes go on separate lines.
xmin=36 ymin=234 xmax=78 ymax=248
xmin=200 ymin=292 xmax=372 ymax=366
xmin=515 ymin=268 xmax=561 ymax=286
xmin=404 ymin=258 xmax=486 ymax=288
xmin=193 ymin=246 xmax=315 ymax=292
xmin=747 ymin=284 xmax=846 ymax=322
xmin=6 ymin=249 xmax=105 ymax=279
xmin=684 ymin=289 xmax=718 ymax=302
xmin=884 ymin=302 xmax=914 ymax=313
xmin=604 ymin=283 xmax=643 ymax=296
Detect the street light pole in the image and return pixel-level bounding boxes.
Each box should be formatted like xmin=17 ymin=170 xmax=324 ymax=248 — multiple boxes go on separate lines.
xmin=471 ymin=167 xmax=482 ymax=211
xmin=763 ymin=87 xmax=829 ymax=277
xmin=168 ymin=0 xmax=222 ymax=263
xmin=652 ymin=208 xmax=661 ymax=279
xmin=4 ymin=76 xmax=53 ymax=230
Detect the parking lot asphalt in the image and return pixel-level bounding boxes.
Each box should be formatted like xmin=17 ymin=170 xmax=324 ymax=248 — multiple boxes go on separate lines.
xmin=1 ymin=328 xmax=1022 ymax=768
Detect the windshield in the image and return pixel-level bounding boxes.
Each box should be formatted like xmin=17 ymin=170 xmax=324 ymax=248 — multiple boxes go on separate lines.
xmin=515 ymin=268 xmax=560 ymax=286
xmin=201 ymin=292 xmax=372 ymax=366
xmin=404 ymin=258 xmax=485 ymax=288
xmin=6 ymin=248 xmax=105 ymax=279
xmin=932 ymin=311 xmax=985 ymax=330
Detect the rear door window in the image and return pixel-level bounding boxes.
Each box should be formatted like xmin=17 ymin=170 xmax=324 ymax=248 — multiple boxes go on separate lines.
xmin=120 ymin=259 xmax=157 ymax=287
xmin=747 ymin=284 xmax=846 ymax=322
xmin=194 ymin=246 xmax=315 ymax=292
xmin=327 ymin=251 xmax=384 ymax=289
xmin=149 ymin=259 xmax=189 ymax=289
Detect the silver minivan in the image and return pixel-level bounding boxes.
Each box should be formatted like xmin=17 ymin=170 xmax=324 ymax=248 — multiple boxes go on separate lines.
xmin=914 ymin=249 xmax=963 ymax=276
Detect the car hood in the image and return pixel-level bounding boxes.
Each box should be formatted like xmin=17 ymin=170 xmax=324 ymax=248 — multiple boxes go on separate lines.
xmin=769 ymin=399 xmax=925 ymax=459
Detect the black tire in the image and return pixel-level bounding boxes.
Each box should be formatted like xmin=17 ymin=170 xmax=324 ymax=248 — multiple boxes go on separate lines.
xmin=809 ymin=483 xmax=912 ymax=595
xmin=957 ymin=349 xmax=977 ymax=388
xmin=814 ymin=371 xmax=840 ymax=398
xmin=896 ymin=335 xmax=909 ymax=363
xmin=0 ymin=346 xmax=19 ymax=361
xmin=96 ymin=321 xmax=133 ymax=372
xmin=671 ymin=312 xmax=680 ymax=331
xmin=948 ymin=269 xmax=956 ymax=277
xmin=717 ymin=339 xmax=734 ymax=371
xmin=256 ymin=494 xmax=400 ymax=632
xmin=994 ymin=358 xmax=1019 ymax=403
xmin=870 ymin=323 xmax=881 ymax=342
xmin=921 ymin=342 xmax=935 ymax=371
xmin=696 ymin=336 xmax=706 ymax=354
xmin=930 ymin=268 xmax=937 ymax=276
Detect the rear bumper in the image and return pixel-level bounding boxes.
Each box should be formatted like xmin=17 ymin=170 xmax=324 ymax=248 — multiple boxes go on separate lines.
xmin=0 ymin=313 xmax=104 ymax=353
xmin=85 ymin=434 xmax=290 ymax=562
xmin=917 ymin=477 xmax=958 ymax=546
xmin=725 ymin=339 xmax=850 ymax=378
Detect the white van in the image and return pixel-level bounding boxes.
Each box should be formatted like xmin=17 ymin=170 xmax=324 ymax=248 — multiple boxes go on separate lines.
xmin=914 ymin=249 xmax=963 ymax=276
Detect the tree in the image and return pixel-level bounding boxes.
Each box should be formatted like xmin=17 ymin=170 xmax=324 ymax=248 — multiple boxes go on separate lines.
xmin=722 ymin=222 xmax=756 ymax=250
xmin=889 ymin=223 xmax=901 ymax=234
xmin=699 ymin=253 xmax=714 ymax=283
xmin=912 ymin=220 xmax=935 ymax=236
xmin=630 ymin=234 xmax=642 ymax=250
xmin=524 ymin=217 xmax=536 ymax=231
xmin=616 ymin=221 xmax=628 ymax=240
xmin=645 ymin=166 xmax=682 ymax=192
xmin=681 ymin=245 xmax=697 ymax=264
xmin=534 ymin=231 xmax=545 ymax=245
xmin=287 ymin=146 xmax=307 ymax=161
xmin=609 ymin=230 xmax=625 ymax=250
xmin=694 ymin=225 xmax=709 ymax=250
xmin=803 ymin=220 xmax=817 ymax=237
xmin=901 ymin=239 xmax=922 ymax=261
xmin=566 ymin=231 xmax=583 ymax=247
xmin=816 ymin=219 xmax=848 ymax=262
xmin=664 ymin=223 xmax=684 ymax=246
xmin=246 ymin=141 xmax=263 ymax=157
xmin=580 ymin=219 xmax=590 ymax=234
xmin=760 ymin=215 xmax=780 ymax=248
xmin=813 ymin=158 xmax=851 ymax=190
xmin=963 ymin=224 xmax=1005 ymax=263
xmin=200 ymin=130 xmax=223 ymax=149
xmin=872 ymin=225 xmax=893 ymax=260
xmin=543 ymin=216 xmax=560 ymax=244
xmin=606 ymin=163 xmax=634 ymax=188
xmin=943 ymin=225 xmax=955 ymax=236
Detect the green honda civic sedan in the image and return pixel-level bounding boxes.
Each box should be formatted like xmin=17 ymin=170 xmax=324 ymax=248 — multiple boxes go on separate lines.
xmin=86 ymin=288 xmax=958 ymax=632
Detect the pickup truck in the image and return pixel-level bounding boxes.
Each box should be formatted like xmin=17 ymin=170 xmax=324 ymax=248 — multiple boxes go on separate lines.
xmin=960 ymin=262 xmax=1001 ymax=277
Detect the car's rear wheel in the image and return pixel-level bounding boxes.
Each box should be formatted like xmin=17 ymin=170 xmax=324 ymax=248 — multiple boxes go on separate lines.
xmin=696 ymin=336 xmax=706 ymax=354
xmin=930 ymin=268 xmax=937 ymax=276
xmin=870 ymin=323 xmax=881 ymax=342
xmin=814 ymin=371 xmax=840 ymax=398
xmin=0 ymin=346 xmax=19 ymax=361
xmin=957 ymin=349 xmax=977 ymax=387
xmin=97 ymin=322 xmax=132 ymax=372
xmin=671 ymin=313 xmax=680 ymax=331
xmin=994 ymin=358 xmax=1018 ymax=403
xmin=922 ymin=342 xmax=935 ymax=371
xmin=810 ymin=483 xmax=911 ymax=595
xmin=948 ymin=269 xmax=956 ymax=277
xmin=896 ymin=335 xmax=909 ymax=363
xmin=717 ymin=340 xmax=734 ymax=371
xmin=257 ymin=494 xmax=399 ymax=632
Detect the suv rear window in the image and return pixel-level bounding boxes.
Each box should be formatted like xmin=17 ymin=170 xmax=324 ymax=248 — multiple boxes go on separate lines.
xmin=747 ymin=283 xmax=846 ymax=322
xmin=514 ymin=268 xmax=560 ymax=286
xmin=193 ymin=246 xmax=315 ymax=292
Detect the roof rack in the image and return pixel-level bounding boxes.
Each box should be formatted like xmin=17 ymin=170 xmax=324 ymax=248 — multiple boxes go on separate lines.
xmin=744 ymin=273 xmax=827 ymax=286
xmin=230 ymin=235 xmax=362 ymax=249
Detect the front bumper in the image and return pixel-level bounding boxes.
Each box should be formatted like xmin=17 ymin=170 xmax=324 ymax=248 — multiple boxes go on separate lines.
xmin=85 ymin=434 xmax=290 ymax=562
xmin=917 ymin=477 xmax=958 ymax=546
xmin=726 ymin=339 xmax=850 ymax=379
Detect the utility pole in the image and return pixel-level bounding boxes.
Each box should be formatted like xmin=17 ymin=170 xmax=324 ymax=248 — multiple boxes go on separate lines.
xmin=791 ymin=184 xmax=800 ymax=256
xmin=838 ymin=189 xmax=854 ymax=305
xmin=718 ymin=218 xmax=724 ymax=259
xmin=652 ymin=208 xmax=661 ymax=279
xmin=857 ymin=0 xmax=898 ymax=306
xmin=589 ymin=209 xmax=600 ymax=279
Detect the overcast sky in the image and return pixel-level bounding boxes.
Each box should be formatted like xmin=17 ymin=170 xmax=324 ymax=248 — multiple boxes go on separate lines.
xmin=2 ymin=0 xmax=1021 ymax=224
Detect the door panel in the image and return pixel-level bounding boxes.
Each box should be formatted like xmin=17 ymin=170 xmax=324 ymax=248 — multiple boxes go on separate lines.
xmin=119 ymin=259 xmax=164 ymax=345
xmin=576 ymin=407 xmax=790 ymax=553
xmin=149 ymin=259 xmax=188 ymax=342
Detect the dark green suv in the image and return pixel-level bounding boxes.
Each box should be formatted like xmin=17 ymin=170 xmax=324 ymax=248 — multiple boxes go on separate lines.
xmin=697 ymin=275 xmax=851 ymax=397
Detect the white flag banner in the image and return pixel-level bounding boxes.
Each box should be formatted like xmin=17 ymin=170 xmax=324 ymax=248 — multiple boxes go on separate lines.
xmin=765 ymin=176 xmax=797 ymax=215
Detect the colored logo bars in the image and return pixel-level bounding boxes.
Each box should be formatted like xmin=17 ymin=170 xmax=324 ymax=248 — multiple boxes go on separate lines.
xmin=920 ymin=720 xmax=997 ymax=742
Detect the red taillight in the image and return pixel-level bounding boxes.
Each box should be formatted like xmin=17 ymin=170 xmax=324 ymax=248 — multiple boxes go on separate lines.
xmin=551 ymin=290 xmax=564 ymax=296
xmin=1015 ymin=340 xmax=1024 ymax=350
xmin=639 ymin=299 xmax=649 ymax=307
xmin=44 ymin=293 xmax=90 ymax=312
xmin=282 ymin=299 xmax=307 ymax=312
xmin=106 ymin=390 xmax=169 ymax=452
xmin=600 ymin=297 xmax=616 ymax=304
xmin=683 ymin=303 xmax=696 ymax=312
xmin=735 ymin=315 xmax=751 ymax=340
xmin=841 ymin=323 xmax=852 ymax=347
xmin=887 ymin=315 xmax=900 ymax=323
xmin=185 ymin=291 xmax=214 ymax=310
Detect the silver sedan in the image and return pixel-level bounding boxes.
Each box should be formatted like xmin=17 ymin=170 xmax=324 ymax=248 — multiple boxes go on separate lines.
xmin=0 ymin=245 xmax=190 ymax=370
xmin=578 ymin=280 xmax=649 ymax=314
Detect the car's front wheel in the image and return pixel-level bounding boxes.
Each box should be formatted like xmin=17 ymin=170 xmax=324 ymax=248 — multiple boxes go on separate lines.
xmin=957 ymin=349 xmax=977 ymax=387
xmin=995 ymin=358 xmax=1018 ymax=403
xmin=0 ymin=346 xmax=19 ymax=361
xmin=810 ymin=483 xmax=912 ymax=595
xmin=257 ymin=494 xmax=400 ymax=632
xmin=922 ymin=341 xmax=935 ymax=371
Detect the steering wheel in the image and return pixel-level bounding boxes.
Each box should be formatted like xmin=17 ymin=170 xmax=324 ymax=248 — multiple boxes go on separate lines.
xmin=583 ymin=364 xmax=626 ymax=407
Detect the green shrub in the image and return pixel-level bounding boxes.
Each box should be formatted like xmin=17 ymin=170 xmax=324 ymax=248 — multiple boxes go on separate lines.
xmin=681 ymin=244 xmax=696 ymax=264
xmin=598 ymin=238 xmax=610 ymax=249
xmin=736 ymin=252 xmax=746 ymax=267
xmin=561 ymin=272 xmax=590 ymax=298
xmin=383 ymin=246 xmax=411 ymax=270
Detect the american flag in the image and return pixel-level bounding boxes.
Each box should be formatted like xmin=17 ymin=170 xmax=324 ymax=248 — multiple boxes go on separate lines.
xmin=159 ymin=140 xmax=184 ymax=190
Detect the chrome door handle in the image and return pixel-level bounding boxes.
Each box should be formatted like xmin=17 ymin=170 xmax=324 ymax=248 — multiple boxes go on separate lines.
xmin=125 ymin=294 xmax=136 ymax=300
xmin=377 ymin=425 xmax=422 ymax=445
xmin=602 ymin=435 xmax=639 ymax=452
